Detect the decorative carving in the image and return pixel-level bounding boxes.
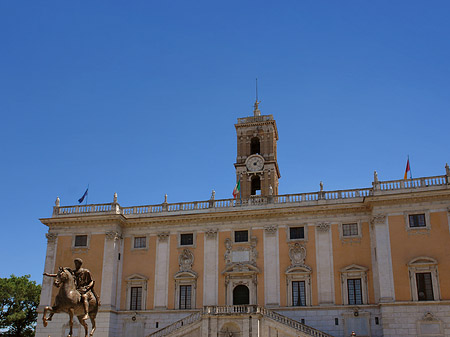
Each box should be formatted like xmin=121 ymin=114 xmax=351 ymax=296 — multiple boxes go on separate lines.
xmin=205 ymin=228 xmax=218 ymax=239
xmin=158 ymin=232 xmax=170 ymax=242
xmin=288 ymin=242 xmax=307 ymax=266
xmin=320 ymin=181 xmax=324 ymax=191
xmin=55 ymin=197 xmax=60 ymax=207
xmin=316 ymin=222 xmax=330 ymax=232
xmin=46 ymin=233 xmax=57 ymax=243
xmin=250 ymin=236 xmax=258 ymax=263
xmin=374 ymin=170 xmax=379 ymax=183
xmin=179 ymin=249 xmax=194 ymax=271
xmin=105 ymin=231 xmax=121 ymax=241
xmin=113 ymin=192 xmax=118 ymax=204
xmin=264 ymin=225 xmax=278 ymax=235
xmin=370 ymin=215 xmax=386 ymax=225
xmin=224 ymin=238 xmax=232 ymax=264
xmin=423 ymin=312 xmax=438 ymax=321
xmin=211 ymin=190 xmax=215 ymax=200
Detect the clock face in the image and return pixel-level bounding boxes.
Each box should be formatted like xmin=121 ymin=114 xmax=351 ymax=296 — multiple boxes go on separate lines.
xmin=246 ymin=155 xmax=264 ymax=172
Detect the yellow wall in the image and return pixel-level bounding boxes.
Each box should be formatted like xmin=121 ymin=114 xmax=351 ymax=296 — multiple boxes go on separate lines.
xmin=120 ymin=235 xmax=157 ymax=310
xmin=331 ymin=222 xmax=374 ymax=304
xmin=279 ymin=226 xmax=318 ymax=306
xmin=52 ymin=234 xmax=105 ymax=303
xmin=389 ymin=212 xmax=450 ymax=301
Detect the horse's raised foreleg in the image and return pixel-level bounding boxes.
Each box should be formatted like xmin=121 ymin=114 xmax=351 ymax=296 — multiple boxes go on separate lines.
xmin=67 ymin=308 xmax=74 ymax=337
xmin=89 ymin=314 xmax=96 ymax=337
xmin=78 ymin=315 xmax=89 ymax=337
xmin=43 ymin=306 xmax=53 ymax=327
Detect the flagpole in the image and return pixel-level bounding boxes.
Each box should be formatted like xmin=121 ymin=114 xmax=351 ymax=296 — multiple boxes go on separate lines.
xmin=408 ymin=155 xmax=412 ymax=179
xmin=85 ymin=184 xmax=89 ymax=205
xmin=239 ymin=178 xmax=242 ymax=205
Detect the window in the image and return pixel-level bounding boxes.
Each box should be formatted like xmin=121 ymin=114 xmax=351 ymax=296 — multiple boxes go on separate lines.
xmin=292 ymin=281 xmax=306 ymax=306
xmin=290 ymin=227 xmax=305 ymax=240
xmin=74 ymin=235 xmax=88 ymax=247
xmin=286 ymin=265 xmax=312 ymax=306
xmin=179 ymin=285 xmax=192 ymax=309
xmin=408 ymin=257 xmax=440 ymax=301
xmin=340 ymin=264 xmax=368 ymax=305
xmin=134 ymin=236 xmax=146 ymax=249
xmin=234 ymin=230 xmax=248 ymax=243
xmin=347 ymin=279 xmax=363 ymax=305
xmin=409 ymin=214 xmax=426 ymax=228
xmin=416 ymin=272 xmax=434 ymax=301
xmin=126 ymin=274 xmax=148 ymax=311
xmin=250 ymin=137 xmax=260 ymax=155
xmin=342 ymin=223 xmax=358 ymax=237
xmin=130 ymin=287 xmax=142 ymax=310
xmin=180 ymin=233 xmax=194 ymax=246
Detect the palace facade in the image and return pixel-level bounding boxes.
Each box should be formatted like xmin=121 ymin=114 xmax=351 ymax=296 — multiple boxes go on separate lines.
xmin=36 ymin=104 xmax=450 ymax=337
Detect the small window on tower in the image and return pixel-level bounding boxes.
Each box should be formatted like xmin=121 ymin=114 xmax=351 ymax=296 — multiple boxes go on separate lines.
xmin=180 ymin=233 xmax=194 ymax=246
xmin=74 ymin=235 xmax=88 ymax=247
xmin=250 ymin=137 xmax=260 ymax=155
xmin=234 ymin=230 xmax=249 ymax=243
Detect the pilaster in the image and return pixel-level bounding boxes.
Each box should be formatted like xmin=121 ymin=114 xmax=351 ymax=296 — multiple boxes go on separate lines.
xmin=39 ymin=233 xmax=58 ymax=309
xmin=154 ymin=232 xmax=170 ymax=308
xmin=371 ymin=214 xmax=395 ymax=302
xmin=100 ymin=231 xmax=122 ymax=310
xmin=315 ymin=223 xmax=335 ymax=304
xmin=203 ymin=229 xmax=218 ymax=305
xmin=264 ymin=225 xmax=280 ymax=306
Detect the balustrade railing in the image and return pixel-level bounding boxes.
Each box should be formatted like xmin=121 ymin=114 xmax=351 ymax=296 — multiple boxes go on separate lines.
xmin=53 ymin=175 xmax=447 ymax=217
xmin=147 ymin=305 xmax=333 ymax=337
xmin=147 ymin=311 xmax=202 ymax=337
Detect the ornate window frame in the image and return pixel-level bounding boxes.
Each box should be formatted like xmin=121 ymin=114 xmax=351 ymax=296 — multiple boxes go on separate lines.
xmin=404 ymin=210 xmax=431 ymax=232
xmin=125 ymin=274 xmax=148 ymax=311
xmin=287 ymin=224 xmax=308 ymax=242
xmin=340 ymin=264 xmax=369 ymax=305
xmin=178 ymin=231 xmax=196 ymax=248
xmin=174 ymin=270 xmax=197 ymax=309
xmin=131 ymin=235 xmax=148 ymax=251
xmin=285 ymin=265 xmax=312 ymax=306
xmin=408 ymin=256 xmax=440 ymax=301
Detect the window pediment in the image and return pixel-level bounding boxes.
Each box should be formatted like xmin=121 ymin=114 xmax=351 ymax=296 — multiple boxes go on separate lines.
xmin=174 ymin=270 xmax=198 ymax=280
xmin=222 ymin=262 xmax=260 ymax=275
xmin=126 ymin=273 xmax=148 ymax=282
xmin=409 ymin=256 xmax=438 ymax=266
xmin=340 ymin=264 xmax=368 ymax=274
xmin=286 ymin=265 xmax=312 ymax=275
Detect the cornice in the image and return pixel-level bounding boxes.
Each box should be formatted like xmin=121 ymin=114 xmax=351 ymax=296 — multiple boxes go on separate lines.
xmin=365 ymin=189 xmax=450 ymax=208
xmin=40 ymin=214 xmax=127 ymax=228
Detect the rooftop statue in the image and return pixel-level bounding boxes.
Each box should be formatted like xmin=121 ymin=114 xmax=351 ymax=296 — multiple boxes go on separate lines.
xmin=42 ymin=258 xmax=100 ymax=337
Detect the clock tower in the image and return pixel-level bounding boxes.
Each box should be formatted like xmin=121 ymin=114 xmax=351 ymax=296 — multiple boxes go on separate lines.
xmin=234 ymin=100 xmax=280 ymax=198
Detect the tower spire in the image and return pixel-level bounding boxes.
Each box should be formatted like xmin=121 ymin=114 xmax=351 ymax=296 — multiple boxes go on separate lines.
xmin=253 ymin=78 xmax=261 ymax=116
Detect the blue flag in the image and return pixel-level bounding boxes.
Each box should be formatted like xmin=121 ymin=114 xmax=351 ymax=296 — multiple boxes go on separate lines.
xmin=78 ymin=188 xmax=88 ymax=203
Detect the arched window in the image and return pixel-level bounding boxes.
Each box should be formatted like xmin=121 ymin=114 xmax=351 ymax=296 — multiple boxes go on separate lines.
xmin=251 ymin=176 xmax=261 ymax=195
xmin=250 ymin=137 xmax=260 ymax=155
xmin=233 ymin=285 xmax=249 ymax=305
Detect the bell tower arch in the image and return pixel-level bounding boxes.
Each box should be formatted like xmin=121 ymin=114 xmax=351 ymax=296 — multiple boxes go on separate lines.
xmin=234 ymin=100 xmax=280 ymax=198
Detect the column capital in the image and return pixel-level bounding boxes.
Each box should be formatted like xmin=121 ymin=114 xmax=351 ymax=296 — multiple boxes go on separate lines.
xmin=45 ymin=233 xmax=58 ymax=243
xmin=105 ymin=231 xmax=121 ymax=241
xmin=316 ymin=222 xmax=330 ymax=232
xmin=264 ymin=225 xmax=278 ymax=235
xmin=158 ymin=232 xmax=170 ymax=242
xmin=370 ymin=214 xmax=387 ymax=225
xmin=205 ymin=228 xmax=218 ymax=239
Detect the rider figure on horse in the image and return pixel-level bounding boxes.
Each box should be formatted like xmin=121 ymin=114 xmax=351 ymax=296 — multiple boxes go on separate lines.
xmin=43 ymin=258 xmax=99 ymax=320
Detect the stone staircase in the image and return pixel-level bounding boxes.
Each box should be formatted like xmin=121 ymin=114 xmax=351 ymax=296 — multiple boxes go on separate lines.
xmin=148 ymin=305 xmax=333 ymax=337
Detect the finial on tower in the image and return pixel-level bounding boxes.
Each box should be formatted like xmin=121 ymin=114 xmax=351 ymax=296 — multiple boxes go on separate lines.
xmin=253 ymin=78 xmax=261 ymax=116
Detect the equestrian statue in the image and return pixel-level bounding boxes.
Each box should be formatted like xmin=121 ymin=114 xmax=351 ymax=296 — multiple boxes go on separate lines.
xmin=42 ymin=258 xmax=100 ymax=337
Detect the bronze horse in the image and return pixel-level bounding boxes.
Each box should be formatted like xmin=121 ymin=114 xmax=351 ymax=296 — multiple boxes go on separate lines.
xmin=43 ymin=267 xmax=99 ymax=337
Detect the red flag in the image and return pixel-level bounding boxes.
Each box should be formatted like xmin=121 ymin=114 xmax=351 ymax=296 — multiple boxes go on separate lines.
xmin=404 ymin=158 xmax=410 ymax=180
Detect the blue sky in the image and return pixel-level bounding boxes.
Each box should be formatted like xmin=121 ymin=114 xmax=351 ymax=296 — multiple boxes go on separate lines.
xmin=1 ymin=1 xmax=449 ymax=282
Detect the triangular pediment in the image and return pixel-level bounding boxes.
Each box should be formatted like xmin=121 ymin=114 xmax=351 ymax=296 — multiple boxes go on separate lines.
xmin=340 ymin=264 xmax=368 ymax=273
xmin=126 ymin=273 xmax=148 ymax=281
xmin=286 ymin=265 xmax=312 ymax=274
